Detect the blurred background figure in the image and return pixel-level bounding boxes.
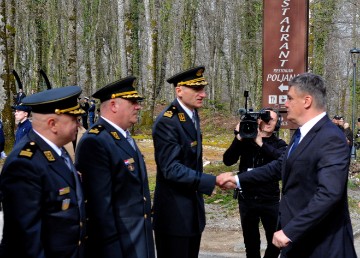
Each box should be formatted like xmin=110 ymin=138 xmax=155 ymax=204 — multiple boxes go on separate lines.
xmin=80 ymin=97 xmax=89 ymax=129
xmin=88 ymin=99 xmax=96 ymax=127
xmin=355 ymin=118 xmax=360 ymax=150
xmin=14 ymin=89 xmax=26 ymax=106
xmin=64 ymin=121 xmax=86 ymax=163
xmin=13 ymin=104 xmax=32 ymax=146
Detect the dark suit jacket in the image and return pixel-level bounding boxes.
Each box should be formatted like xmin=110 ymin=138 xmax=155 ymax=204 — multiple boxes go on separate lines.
xmin=75 ymin=118 xmax=155 ymax=258
xmin=152 ymin=99 xmax=216 ymax=236
xmin=0 ymin=130 xmax=86 ymax=258
xmin=238 ymin=115 xmax=357 ymax=258
xmin=14 ymin=92 xmax=26 ymax=105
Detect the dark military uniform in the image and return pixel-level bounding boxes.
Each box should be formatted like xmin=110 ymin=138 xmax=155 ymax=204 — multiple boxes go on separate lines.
xmin=152 ymin=67 xmax=216 ymax=258
xmin=0 ymin=86 xmax=86 ymax=258
xmin=75 ymin=76 xmax=155 ymax=258
xmin=15 ymin=118 xmax=32 ymax=145
xmin=13 ymin=104 xmax=32 ymax=146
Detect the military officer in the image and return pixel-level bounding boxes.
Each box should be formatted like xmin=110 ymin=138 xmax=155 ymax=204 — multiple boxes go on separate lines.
xmin=152 ymin=66 xmax=234 ymax=258
xmin=13 ymin=104 xmax=32 ymax=145
xmin=75 ymin=76 xmax=155 ymax=258
xmin=0 ymin=86 xmax=86 ymax=258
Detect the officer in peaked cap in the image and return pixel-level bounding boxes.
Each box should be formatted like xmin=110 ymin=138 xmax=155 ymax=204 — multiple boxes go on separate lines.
xmin=22 ymin=85 xmax=84 ymax=116
xmin=75 ymin=76 xmax=155 ymax=258
xmin=167 ymin=65 xmax=208 ymax=88
xmin=152 ymin=66 xmax=235 ymax=258
xmin=0 ymin=85 xmax=86 ymax=258
xmin=12 ymin=104 xmax=32 ymax=145
xmin=12 ymin=104 xmax=32 ymax=114
xmin=92 ymin=75 xmax=144 ymax=102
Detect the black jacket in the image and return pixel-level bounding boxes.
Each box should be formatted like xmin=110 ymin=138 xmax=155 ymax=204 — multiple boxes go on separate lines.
xmin=152 ymin=99 xmax=216 ymax=236
xmin=223 ymin=134 xmax=287 ymax=199
xmin=75 ymin=119 xmax=155 ymax=258
xmin=0 ymin=130 xmax=86 ymax=258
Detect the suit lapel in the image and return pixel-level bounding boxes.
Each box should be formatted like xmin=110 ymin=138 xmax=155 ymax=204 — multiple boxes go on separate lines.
xmin=28 ymin=131 xmax=76 ymax=188
xmin=99 ymin=118 xmax=136 ymax=157
xmin=134 ymin=142 xmax=147 ymax=181
xmin=98 ymin=118 xmax=142 ymax=180
xmin=283 ymin=116 xmax=329 ymax=184
xmin=194 ymin=110 xmax=202 ymax=166
xmin=173 ymin=100 xmax=197 ymax=140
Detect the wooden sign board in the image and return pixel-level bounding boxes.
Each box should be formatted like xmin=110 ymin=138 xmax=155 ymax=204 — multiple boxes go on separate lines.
xmin=262 ymin=0 xmax=309 ymax=129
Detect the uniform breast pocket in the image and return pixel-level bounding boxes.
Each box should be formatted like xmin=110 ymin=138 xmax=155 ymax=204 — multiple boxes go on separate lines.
xmin=46 ymin=187 xmax=73 ymax=211
xmin=188 ymin=140 xmax=198 ymax=152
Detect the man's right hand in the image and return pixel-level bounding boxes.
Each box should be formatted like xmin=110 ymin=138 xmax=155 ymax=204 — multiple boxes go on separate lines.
xmin=216 ymin=172 xmax=237 ymax=190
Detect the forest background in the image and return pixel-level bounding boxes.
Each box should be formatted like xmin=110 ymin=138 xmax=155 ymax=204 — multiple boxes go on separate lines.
xmin=0 ymin=0 xmax=359 ymax=152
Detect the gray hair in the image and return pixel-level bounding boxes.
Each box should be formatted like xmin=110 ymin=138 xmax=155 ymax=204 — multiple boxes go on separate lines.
xmin=289 ymin=73 xmax=326 ymax=110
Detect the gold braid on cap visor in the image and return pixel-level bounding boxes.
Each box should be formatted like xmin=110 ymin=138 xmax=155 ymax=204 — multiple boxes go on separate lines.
xmin=111 ymin=90 xmax=142 ymax=99
xmin=55 ymin=104 xmax=85 ymax=115
xmin=177 ymin=77 xmax=208 ymax=86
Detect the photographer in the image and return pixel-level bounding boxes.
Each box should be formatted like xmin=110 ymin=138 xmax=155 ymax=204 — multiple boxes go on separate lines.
xmin=223 ymin=108 xmax=287 ymax=258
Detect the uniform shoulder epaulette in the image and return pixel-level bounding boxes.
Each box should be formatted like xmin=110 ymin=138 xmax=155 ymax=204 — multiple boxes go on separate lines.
xmin=163 ymin=105 xmax=178 ymax=118
xmin=18 ymin=141 xmax=38 ymax=159
xmin=88 ymin=124 xmax=105 ymax=135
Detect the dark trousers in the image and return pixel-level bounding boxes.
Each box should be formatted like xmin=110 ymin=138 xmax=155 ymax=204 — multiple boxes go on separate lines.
xmin=239 ymin=198 xmax=280 ymax=258
xmin=154 ymin=231 xmax=201 ymax=258
xmin=82 ymin=114 xmax=88 ymax=129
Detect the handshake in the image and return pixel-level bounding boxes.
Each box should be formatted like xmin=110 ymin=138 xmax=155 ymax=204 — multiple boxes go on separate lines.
xmin=215 ymin=172 xmax=237 ymax=190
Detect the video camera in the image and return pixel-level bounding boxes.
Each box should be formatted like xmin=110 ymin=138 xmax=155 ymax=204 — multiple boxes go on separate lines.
xmin=238 ymin=91 xmax=271 ymax=138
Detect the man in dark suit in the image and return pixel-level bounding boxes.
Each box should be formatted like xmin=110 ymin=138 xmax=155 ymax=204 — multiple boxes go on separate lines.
xmin=80 ymin=97 xmax=90 ymax=129
xmin=221 ymin=73 xmax=357 ymax=258
xmin=152 ymin=66 xmax=235 ymax=258
xmin=14 ymin=88 xmax=26 ymax=105
xmin=75 ymin=76 xmax=155 ymax=258
xmin=0 ymin=86 xmax=86 ymax=258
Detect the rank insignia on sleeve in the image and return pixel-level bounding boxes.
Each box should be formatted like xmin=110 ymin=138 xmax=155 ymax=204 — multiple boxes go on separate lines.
xmin=59 ymin=187 xmax=70 ymax=195
xmin=43 ymin=150 xmax=56 ymax=161
xmin=110 ymin=131 xmax=121 ymax=140
xmin=178 ymin=113 xmax=186 ymax=122
xmin=124 ymin=158 xmax=135 ymax=172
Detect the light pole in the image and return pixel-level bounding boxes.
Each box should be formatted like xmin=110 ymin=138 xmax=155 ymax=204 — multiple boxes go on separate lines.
xmin=350 ymin=48 xmax=360 ymax=160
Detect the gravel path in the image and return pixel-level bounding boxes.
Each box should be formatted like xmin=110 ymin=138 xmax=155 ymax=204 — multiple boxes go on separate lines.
xmin=200 ymin=188 xmax=360 ymax=257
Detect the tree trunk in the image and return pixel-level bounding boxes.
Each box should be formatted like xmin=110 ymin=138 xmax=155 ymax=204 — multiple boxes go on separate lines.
xmin=0 ymin=0 xmax=16 ymax=151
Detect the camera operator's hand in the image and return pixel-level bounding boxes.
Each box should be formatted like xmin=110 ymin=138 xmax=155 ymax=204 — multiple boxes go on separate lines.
xmin=234 ymin=123 xmax=242 ymax=141
xmin=254 ymin=128 xmax=263 ymax=147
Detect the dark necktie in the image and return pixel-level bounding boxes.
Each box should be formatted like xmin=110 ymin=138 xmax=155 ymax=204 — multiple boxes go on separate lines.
xmin=126 ymin=131 xmax=136 ymax=151
xmin=288 ymin=129 xmax=301 ymax=157
xmin=192 ymin=111 xmax=197 ymax=129
xmin=60 ymin=148 xmax=83 ymax=204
